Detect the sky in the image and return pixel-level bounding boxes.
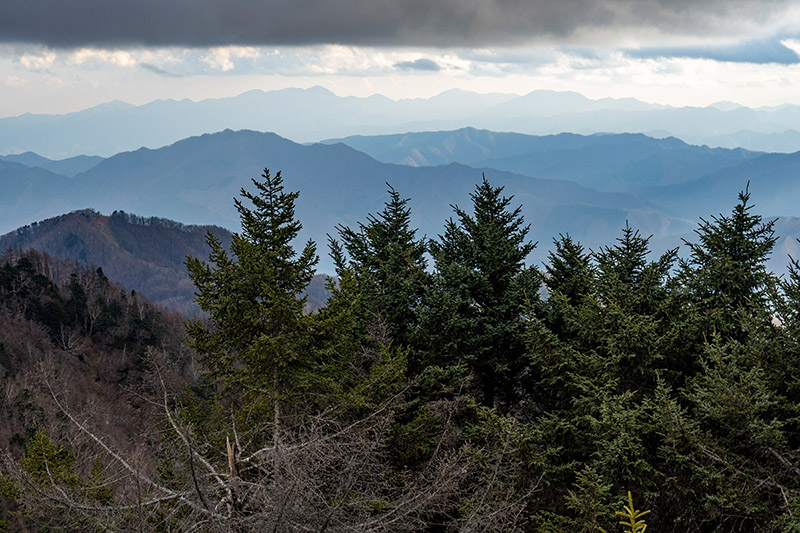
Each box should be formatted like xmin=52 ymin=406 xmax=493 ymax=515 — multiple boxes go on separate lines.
xmin=2 ymin=0 xmax=800 ymax=117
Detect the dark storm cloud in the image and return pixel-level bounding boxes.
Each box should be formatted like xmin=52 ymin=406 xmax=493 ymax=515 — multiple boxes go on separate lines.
xmin=395 ymin=58 xmax=442 ymax=71
xmin=628 ymin=39 xmax=800 ymax=64
xmin=1 ymin=0 xmax=795 ymax=48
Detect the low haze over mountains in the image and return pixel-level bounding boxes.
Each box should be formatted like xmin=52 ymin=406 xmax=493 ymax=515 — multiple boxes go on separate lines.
xmin=3 ymin=125 xmax=800 ymax=280
xmin=4 ymin=87 xmax=800 ymax=158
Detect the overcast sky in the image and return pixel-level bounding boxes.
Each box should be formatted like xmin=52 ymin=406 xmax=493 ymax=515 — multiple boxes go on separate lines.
xmin=2 ymin=0 xmax=800 ymax=116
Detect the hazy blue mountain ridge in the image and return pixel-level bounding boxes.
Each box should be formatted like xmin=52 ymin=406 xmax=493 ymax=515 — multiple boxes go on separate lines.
xmin=0 ymin=151 xmax=104 ymax=176
xmin=0 ymin=129 xmax=691 ymax=273
xmin=323 ymin=128 xmax=762 ymax=191
xmin=4 ymin=87 xmax=800 ymax=158
xmin=641 ymin=151 xmax=800 ymax=220
xmin=0 ymin=160 xmax=76 ymax=231
xmin=0 ymin=87 xmax=516 ymax=158
xmin=3 ymin=127 xmax=800 ymax=275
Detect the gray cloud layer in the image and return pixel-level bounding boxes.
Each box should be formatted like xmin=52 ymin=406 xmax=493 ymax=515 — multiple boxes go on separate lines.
xmin=2 ymin=0 xmax=796 ymax=48
xmin=395 ymin=58 xmax=442 ymax=71
xmin=628 ymin=39 xmax=800 ymax=65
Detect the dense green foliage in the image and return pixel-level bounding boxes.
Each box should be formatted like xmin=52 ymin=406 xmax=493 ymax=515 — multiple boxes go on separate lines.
xmin=421 ymin=177 xmax=541 ymax=407
xmin=186 ymin=169 xmax=318 ymax=444
xmin=6 ymin=169 xmax=800 ymax=531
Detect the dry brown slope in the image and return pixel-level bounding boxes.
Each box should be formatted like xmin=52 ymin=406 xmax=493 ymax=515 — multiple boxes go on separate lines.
xmin=0 ymin=209 xmax=331 ymax=314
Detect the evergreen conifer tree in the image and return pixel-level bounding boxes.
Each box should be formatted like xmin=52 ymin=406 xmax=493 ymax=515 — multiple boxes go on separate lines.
xmin=421 ymin=176 xmax=540 ymax=407
xmin=332 ymin=185 xmax=428 ymax=358
xmin=680 ymin=184 xmax=777 ymax=340
xmin=185 ymin=169 xmax=317 ymax=445
xmin=545 ymin=234 xmax=594 ymax=308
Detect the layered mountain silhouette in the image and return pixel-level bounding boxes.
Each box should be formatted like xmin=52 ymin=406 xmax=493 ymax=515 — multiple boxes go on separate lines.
xmin=0 ymin=129 xmax=690 ymax=273
xmin=4 ymin=87 xmax=800 ymax=158
xmin=3 ymin=127 xmax=800 ymax=277
xmin=0 ymin=152 xmax=104 ymax=176
xmin=323 ymin=128 xmax=762 ymax=191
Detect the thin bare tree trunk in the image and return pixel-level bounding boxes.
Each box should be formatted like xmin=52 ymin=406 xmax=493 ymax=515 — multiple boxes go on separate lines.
xmin=273 ymin=364 xmax=281 ymax=481
xmin=226 ymin=436 xmax=239 ymax=532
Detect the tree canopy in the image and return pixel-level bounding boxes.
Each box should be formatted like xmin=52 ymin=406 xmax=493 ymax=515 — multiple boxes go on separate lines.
xmin=5 ymin=174 xmax=800 ymax=532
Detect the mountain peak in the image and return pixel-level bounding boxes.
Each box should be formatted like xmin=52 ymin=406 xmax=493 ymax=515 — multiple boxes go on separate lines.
xmin=709 ymin=101 xmax=743 ymax=111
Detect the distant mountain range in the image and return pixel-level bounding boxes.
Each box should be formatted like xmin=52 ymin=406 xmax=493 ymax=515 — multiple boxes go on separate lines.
xmin=0 ymin=152 xmax=104 ymax=177
xmin=0 ymin=129 xmax=696 ymax=273
xmin=3 ymin=87 xmax=800 ymax=158
xmin=322 ymin=129 xmax=762 ymax=192
xmin=2 ymin=127 xmax=800 ymax=277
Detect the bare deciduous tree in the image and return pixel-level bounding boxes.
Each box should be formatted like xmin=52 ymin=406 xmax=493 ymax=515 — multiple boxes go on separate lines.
xmin=3 ymin=352 xmax=539 ymax=532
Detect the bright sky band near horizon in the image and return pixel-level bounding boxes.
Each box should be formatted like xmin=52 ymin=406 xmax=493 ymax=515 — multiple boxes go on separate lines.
xmin=2 ymin=0 xmax=800 ymax=116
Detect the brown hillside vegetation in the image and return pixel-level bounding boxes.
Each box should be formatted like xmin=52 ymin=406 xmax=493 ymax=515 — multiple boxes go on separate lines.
xmin=0 ymin=209 xmax=330 ymax=315
xmin=0 ymin=210 xmax=233 ymax=315
xmin=0 ymin=249 xmax=196 ymax=528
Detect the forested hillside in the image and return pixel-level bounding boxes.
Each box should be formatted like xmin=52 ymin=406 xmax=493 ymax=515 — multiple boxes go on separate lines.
xmin=0 ymin=209 xmax=330 ymax=314
xmin=0 ymin=249 xmax=193 ymax=530
xmin=0 ymin=210 xmax=233 ymax=314
xmin=3 ymin=169 xmax=800 ymax=531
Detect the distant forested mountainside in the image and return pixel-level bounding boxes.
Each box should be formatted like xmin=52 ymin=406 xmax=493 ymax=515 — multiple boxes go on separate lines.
xmin=0 ymin=210 xmax=232 ymax=314
xmin=5 ymin=172 xmax=800 ymax=531
xmin=3 ymin=87 xmax=800 ymax=158
xmin=0 ymin=209 xmax=330 ymax=314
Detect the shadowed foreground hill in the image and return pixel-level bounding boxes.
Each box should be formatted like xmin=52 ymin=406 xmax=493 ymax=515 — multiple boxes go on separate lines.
xmin=0 ymin=210 xmax=231 ymax=315
xmin=0 ymin=209 xmax=330 ymax=314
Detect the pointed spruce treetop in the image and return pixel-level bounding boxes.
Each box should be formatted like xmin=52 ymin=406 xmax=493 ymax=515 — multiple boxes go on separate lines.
xmin=186 ymin=168 xmax=318 ymax=393
xmin=594 ymin=222 xmax=677 ymax=314
xmin=423 ymin=175 xmax=540 ymax=408
xmin=545 ymin=233 xmax=594 ymax=306
xmin=680 ymin=183 xmax=777 ymax=337
xmin=434 ymin=176 xmax=536 ymax=285
xmin=331 ymin=184 xmax=428 ymax=349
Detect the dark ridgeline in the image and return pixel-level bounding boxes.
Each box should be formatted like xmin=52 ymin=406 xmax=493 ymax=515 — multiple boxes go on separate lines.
xmin=0 ymin=209 xmax=333 ymax=315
